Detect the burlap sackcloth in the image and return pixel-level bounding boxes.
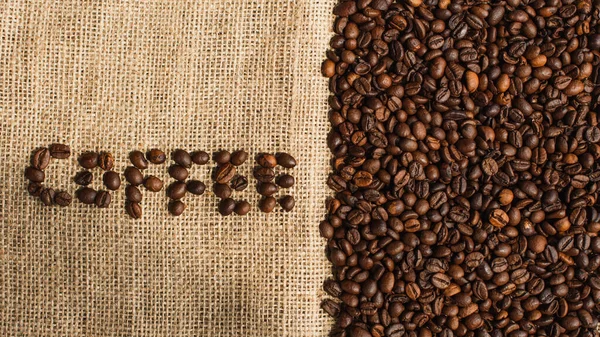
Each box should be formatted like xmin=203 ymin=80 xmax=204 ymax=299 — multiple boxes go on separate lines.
xmin=0 ymin=1 xmax=337 ymax=335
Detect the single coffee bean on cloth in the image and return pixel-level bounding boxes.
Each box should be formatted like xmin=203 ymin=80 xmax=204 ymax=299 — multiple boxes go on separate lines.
xmin=322 ymin=1 xmax=600 ymax=337
xmin=0 ymin=0 xmax=334 ymax=336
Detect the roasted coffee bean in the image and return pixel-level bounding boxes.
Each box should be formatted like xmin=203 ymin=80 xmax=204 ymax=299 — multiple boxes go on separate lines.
xmin=77 ymin=187 xmax=97 ymax=205
xmin=213 ymin=183 xmax=232 ymax=199
xmin=79 ymin=151 xmax=98 ymax=169
xmin=125 ymin=185 xmax=142 ymax=203
xmin=257 ymin=153 xmax=277 ymax=168
xmin=276 ymin=153 xmax=296 ymax=168
xmin=102 ymin=171 xmax=121 ymax=191
xmin=40 ymin=188 xmax=55 ymax=206
xmin=279 ymin=195 xmax=295 ymax=212
xmin=167 ymin=182 xmax=187 ymax=200
xmin=27 ymin=182 xmax=43 ymax=197
xmin=187 ymin=180 xmax=206 ymax=196
xmin=230 ymin=175 xmax=248 ymax=191
xmin=230 ymin=150 xmax=249 ymax=166
xmin=215 ymin=163 xmax=236 ymax=184
xmin=74 ymin=171 xmax=93 ymax=186
xmin=98 ymin=152 xmax=114 ymax=171
xmin=169 ymin=165 xmax=189 ymax=181
xmin=191 ymin=151 xmax=210 ymax=165
xmin=31 ymin=148 xmax=50 ymax=170
xmin=24 ymin=166 xmax=44 ymax=182
xmin=144 ymin=176 xmax=163 ymax=192
xmin=257 ymin=182 xmax=278 ymax=196
xmin=147 ymin=149 xmax=166 ymax=164
xmin=129 ymin=150 xmax=148 ymax=169
xmin=218 ymin=198 xmax=236 ymax=216
xmin=125 ymin=202 xmax=142 ymax=219
xmin=254 ymin=167 xmax=276 ymax=182
xmin=94 ymin=190 xmax=111 ymax=208
xmin=48 ymin=144 xmax=70 ymax=159
xmin=234 ymin=200 xmax=251 ymax=215
xmin=124 ymin=167 xmax=144 ymax=186
xmin=54 ymin=191 xmax=72 ymax=207
xmin=172 ymin=149 xmax=192 ymax=168
xmin=259 ymin=196 xmax=277 ymax=213
xmin=168 ymin=200 xmax=185 ymax=216
xmin=276 ymin=174 xmax=295 ymax=188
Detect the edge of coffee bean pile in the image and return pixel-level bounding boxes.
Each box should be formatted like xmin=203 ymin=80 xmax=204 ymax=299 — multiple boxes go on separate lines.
xmin=320 ymin=0 xmax=600 ymax=336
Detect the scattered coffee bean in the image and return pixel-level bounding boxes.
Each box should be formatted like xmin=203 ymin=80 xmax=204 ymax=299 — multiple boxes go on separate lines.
xmin=279 ymin=195 xmax=295 ymax=211
xmin=77 ymin=187 xmax=97 ymax=205
xmin=276 ymin=153 xmax=296 ymax=168
xmin=31 ymin=148 xmax=50 ymax=170
xmin=215 ymin=163 xmax=236 ymax=184
xmin=259 ymin=196 xmax=276 ymax=213
xmin=169 ymin=165 xmax=189 ymax=181
xmin=129 ymin=150 xmax=149 ymax=169
xmin=256 ymin=153 xmax=277 ymax=168
xmin=94 ymin=190 xmax=111 ymax=208
xmin=168 ymin=200 xmax=185 ymax=216
xmin=213 ymin=183 xmax=232 ymax=199
xmin=125 ymin=202 xmax=142 ymax=219
xmin=124 ymin=167 xmax=144 ymax=186
xmin=234 ymin=200 xmax=251 ymax=215
xmin=24 ymin=166 xmax=44 ymax=182
xmin=54 ymin=191 xmax=72 ymax=207
xmin=27 ymin=182 xmax=43 ymax=197
xmin=191 ymin=151 xmax=209 ymax=165
xmin=40 ymin=188 xmax=55 ymax=206
xmin=254 ymin=167 xmax=275 ymax=182
xmin=147 ymin=149 xmax=166 ymax=164
xmin=102 ymin=171 xmax=121 ymax=190
xmin=172 ymin=149 xmax=192 ymax=168
xmin=125 ymin=185 xmax=142 ymax=203
xmin=230 ymin=150 xmax=248 ymax=166
xmin=79 ymin=151 xmax=98 ymax=169
xmin=98 ymin=152 xmax=114 ymax=171
xmin=187 ymin=180 xmax=206 ymax=196
xmin=213 ymin=150 xmax=231 ymax=164
xmin=218 ymin=198 xmax=236 ymax=216
xmin=74 ymin=171 xmax=93 ymax=186
xmin=257 ymin=182 xmax=278 ymax=196
xmin=167 ymin=182 xmax=187 ymax=200
xmin=230 ymin=175 xmax=248 ymax=191
xmin=276 ymin=174 xmax=295 ymax=188
xmin=144 ymin=176 xmax=163 ymax=192
xmin=48 ymin=144 xmax=70 ymax=159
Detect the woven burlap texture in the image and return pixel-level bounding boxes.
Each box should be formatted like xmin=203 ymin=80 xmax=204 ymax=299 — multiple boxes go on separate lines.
xmin=0 ymin=1 xmax=336 ymax=336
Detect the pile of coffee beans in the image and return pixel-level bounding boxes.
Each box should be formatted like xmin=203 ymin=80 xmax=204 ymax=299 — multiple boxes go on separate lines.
xmin=321 ymin=0 xmax=600 ymax=336
xmin=255 ymin=153 xmax=297 ymax=213
xmin=26 ymin=144 xmax=72 ymax=207
xmin=75 ymin=151 xmax=118 ymax=208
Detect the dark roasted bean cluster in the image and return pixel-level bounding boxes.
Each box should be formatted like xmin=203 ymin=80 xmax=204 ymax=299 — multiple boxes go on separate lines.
xmin=26 ymin=144 xmax=72 ymax=207
xmin=321 ymin=0 xmax=600 ymax=336
xmin=255 ymin=153 xmax=297 ymax=213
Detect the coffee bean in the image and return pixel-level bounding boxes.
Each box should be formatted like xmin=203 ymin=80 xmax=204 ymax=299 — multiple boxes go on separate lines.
xmin=218 ymin=198 xmax=236 ymax=216
xmin=94 ymin=190 xmax=111 ymax=208
xmin=79 ymin=152 xmax=98 ymax=169
xmin=168 ymin=200 xmax=185 ymax=216
xmin=54 ymin=191 xmax=72 ymax=207
xmin=129 ymin=151 xmax=149 ymax=169
xmin=259 ymin=196 xmax=276 ymax=213
xmin=489 ymin=209 xmax=509 ymax=228
xmin=31 ymin=148 xmax=50 ymax=170
xmin=230 ymin=150 xmax=248 ymax=166
xmin=102 ymin=171 xmax=121 ymax=190
xmin=187 ymin=180 xmax=206 ymax=196
xmin=276 ymin=153 xmax=296 ymax=168
xmin=169 ymin=165 xmax=189 ymax=181
xmin=98 ymin=152 xmax=114 ymax=171
xmin=234 ymin=200 xmax=251 ymax=215
xmin=257 ymin=153 xmax=277 ymax=168
xmin=167 ymin=182 xmax=187 ymax=200
xmin=257 ymin=182 xmax=278 ymax=196
xmin=144 ymin=176 xmax=163 ymax=192
xmin=27 ymin=182 xmax=43 ymax=197
xmin=77 ymin=187 xmax=97 ymax=204
xmin=279 ymin=195 xmax=295 ymax=211
xmin=213 ymin=150 xmax=231 ymax=164
xmin=147 ymin=149 xmax=166 ymax=164
xmin=191 ymin=151 xmax=210 ymax=165
xmin=124 ymin=167 xmax=144 ymax=186
xmin=172 ymin=149 xmax=192 ymax=168
xmin=125 ymin=202 xmax=142 ymax=219
xmin=24 ymin=166 xmax=44 ymax=182
xmin=48 ymin=144 xmax=70 ymax=159
xmin=125 ymin=185 xmax=142 ymax=203
xmin=276 ymin=174 xmax=295 ymax=188
xmin=213 ymin=183 xmax=232 ymax=199
xmin=230 ymin=175 xmax=248 ymax=191
xmin=321 ymin=299 xmax=340 ymax=318
xmin=254 ymin=167 xmax=276 ymax=182
xmin=215 ymin=163 xmax=236 ymax=184
xmin=74 ymin=171 xmax=93 ymax=186
xmin=40 ymin=188 xmax=55 ymax=206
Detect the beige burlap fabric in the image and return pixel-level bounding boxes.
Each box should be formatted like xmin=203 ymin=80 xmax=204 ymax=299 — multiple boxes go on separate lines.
xmin=0 ymin=1 xmax=336 ymax=335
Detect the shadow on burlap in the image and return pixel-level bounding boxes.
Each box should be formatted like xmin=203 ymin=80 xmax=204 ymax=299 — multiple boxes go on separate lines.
xmin=0 ymin=1 xmax=336 ymax=336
